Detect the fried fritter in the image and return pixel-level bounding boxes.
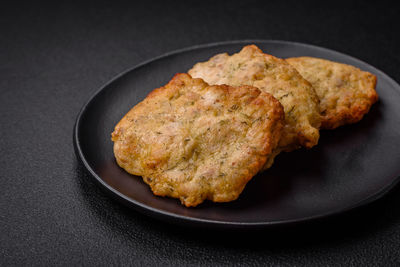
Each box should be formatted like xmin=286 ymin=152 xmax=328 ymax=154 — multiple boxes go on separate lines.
xmin=188 ymin=45 xmax=321 ymax=169
xmin=286 ymin=57 xmax=378 ymax=129
xmin=111 ymin=73 xmax=284 ymax=207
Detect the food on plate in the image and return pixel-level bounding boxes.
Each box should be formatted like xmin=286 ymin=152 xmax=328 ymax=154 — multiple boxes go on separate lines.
xmin=111 ymin=73 xmax=284 ymax=207
xmin=111 ymin=45 xmax=380 ymax=208
xmin=188 ymin=45 xmax=321 ymax=169
xmin=286 ymin=57 xmax=378 ymax=129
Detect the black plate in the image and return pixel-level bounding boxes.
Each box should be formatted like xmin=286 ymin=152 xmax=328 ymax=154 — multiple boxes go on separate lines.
xmin=74 ymin=40 xmax=400 ymax=229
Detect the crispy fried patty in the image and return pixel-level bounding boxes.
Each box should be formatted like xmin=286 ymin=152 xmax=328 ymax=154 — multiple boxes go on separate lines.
xmin=112 ymin=73 xmax=284 ymax=207
xmin=286 ymin=57 xmax=378 ymax=129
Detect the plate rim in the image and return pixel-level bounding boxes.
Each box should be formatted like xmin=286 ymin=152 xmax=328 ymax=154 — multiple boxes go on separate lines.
xmin=73 ymin=39 xmax=400 ymax=228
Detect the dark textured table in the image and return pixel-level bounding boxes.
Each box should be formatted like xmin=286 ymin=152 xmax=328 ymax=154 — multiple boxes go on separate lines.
xmin=1 ymin=1 xmax=399 ymax=266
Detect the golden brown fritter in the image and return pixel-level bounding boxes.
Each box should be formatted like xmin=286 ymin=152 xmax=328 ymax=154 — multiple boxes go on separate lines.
xmin=188 ymin=45 xmax=321 ymax=169
xmin=286 ymin=57 xmax=378 ymax=129
xmin=111 ymin=73 xmax=284 ymax=207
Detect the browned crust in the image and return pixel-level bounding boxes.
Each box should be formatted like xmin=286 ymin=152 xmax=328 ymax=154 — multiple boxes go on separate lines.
xmin=112 ymin=73 xmax=284 ymax=207
xmin=188 ymin=45 xmax=321 ymax=169
xmin=321 ymin=74 xmax=377 ymax=129
xmin=286 ymin=57 xmax=378 ymax=130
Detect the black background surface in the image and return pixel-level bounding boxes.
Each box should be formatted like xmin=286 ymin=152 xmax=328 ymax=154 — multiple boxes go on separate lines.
xmin=1 ymin=1 xmax=400 ymax=266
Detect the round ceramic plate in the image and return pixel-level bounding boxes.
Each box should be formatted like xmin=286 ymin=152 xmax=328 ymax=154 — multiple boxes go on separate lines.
xmin=74 ymin=40 xmax=400 ymax=229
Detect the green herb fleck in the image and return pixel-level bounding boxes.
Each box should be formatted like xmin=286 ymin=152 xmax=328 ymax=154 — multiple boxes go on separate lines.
xmin=287 ymin=106 xmax=295 ymax=117
xmin=229 ymin=104 xmax=239 ymax=112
